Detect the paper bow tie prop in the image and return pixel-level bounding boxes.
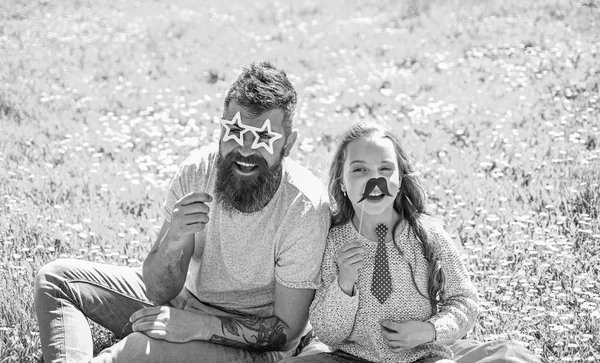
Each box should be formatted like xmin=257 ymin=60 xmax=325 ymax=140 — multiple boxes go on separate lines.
xmin=220 ymin=111 xmax=283 ymax=155
xmin=358 ymin=177 xmax=393 ymax=203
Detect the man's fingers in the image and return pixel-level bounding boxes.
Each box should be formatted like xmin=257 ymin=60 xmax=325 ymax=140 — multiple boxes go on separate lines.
xmin=181 ymin=221 xmax=209 ymax=236
xmin=132 ymin=321 xmax=167 ymax=332
xmin=180 ymin=202 xmax=210 ymax=215
xmin=130 ymin=306 xmax=163 ymax=322
xmin=181 ymin=213 xmax=209 ymax=226
xmin=130 ymin=315 xmax=162 ymax=326
xmin=180 ymin=192 xmax=212 ymax=205
xmin=142 ymin=330 xmax=168 ymax=341
xmin=139 ymin=329 xmax=167 ymax=339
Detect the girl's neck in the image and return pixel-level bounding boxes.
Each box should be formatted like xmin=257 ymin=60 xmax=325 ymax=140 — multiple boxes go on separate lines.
xmin=352 ymin=209 xmax=402 ymax=242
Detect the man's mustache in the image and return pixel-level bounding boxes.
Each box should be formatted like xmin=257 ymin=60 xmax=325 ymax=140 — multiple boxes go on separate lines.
xmin=222 ymin=152 xmax=269 ymax=172
xmin=357 ymin=177 xmax=393 ymax=203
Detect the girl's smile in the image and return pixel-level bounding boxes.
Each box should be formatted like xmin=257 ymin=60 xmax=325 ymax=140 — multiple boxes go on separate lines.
xmin=342 ymin=135 xmax=402 ymax=236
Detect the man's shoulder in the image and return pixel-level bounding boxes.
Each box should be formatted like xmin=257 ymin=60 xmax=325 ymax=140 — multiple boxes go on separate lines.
xmin=178 ymin=144 xmax=218 ymax=174
xmin=282 ymin=158 xmax=329 ymax=209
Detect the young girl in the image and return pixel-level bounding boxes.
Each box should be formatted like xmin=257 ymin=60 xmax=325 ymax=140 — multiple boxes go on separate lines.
xmin=283 ymin=123 xmax=479 ymax=363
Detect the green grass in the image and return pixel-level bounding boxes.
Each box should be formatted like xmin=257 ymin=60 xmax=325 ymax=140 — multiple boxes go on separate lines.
xmin=1 ymin=0 xmax=599 ymax=361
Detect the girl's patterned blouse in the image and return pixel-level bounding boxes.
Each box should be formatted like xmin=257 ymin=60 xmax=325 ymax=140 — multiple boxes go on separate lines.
xmin=309 ymin=218 xmax=479 ymax=363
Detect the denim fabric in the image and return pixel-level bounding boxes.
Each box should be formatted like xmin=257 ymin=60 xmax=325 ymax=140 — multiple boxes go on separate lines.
xmin=34 ymin=259 xmax=292 ymax=363
xmin=280 ymin=340 xmax=542 ymax=363
xmin=449 ymin=339 xmax=543 ymax=363
xmin=279 ymin=350 xmax=453 ymax=363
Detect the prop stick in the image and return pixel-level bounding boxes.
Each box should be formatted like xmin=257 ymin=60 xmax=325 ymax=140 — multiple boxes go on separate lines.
xmin=358 ymin=200 xmax=365 ymax=235
xmin=204 ymin=152 xmax=216 ymax=194
xmin=357 ymin=177 xmax=392 ymax=235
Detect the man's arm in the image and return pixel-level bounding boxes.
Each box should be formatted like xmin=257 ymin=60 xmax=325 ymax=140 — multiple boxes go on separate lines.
xmin=142 ymin=220 xmax=194 ymax=304
xmin=143 ymin=192 xmax=211 ymax=305
xmin=207 ymin=282 xmax=314 ymax=351
xmin=131 ymin=282 xmax=314 ymax=352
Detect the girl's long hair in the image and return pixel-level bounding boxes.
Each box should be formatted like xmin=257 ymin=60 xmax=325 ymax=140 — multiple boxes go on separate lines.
xmin=328 ymin=123 xmax=446 ymax=313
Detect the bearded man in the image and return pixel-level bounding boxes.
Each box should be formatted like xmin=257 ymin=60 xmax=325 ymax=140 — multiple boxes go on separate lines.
xmin=34 ymin=62 xmax=331 ymax=363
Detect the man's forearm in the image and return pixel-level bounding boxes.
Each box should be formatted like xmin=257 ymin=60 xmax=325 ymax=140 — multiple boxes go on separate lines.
xmin=204 ymin=314 xmax=298 ymax=352
xmin=143 ymin=234 xmax=194 ymax=305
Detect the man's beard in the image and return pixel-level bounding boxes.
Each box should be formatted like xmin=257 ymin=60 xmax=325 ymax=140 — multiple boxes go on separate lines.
xmin=214 ymin=150 xmax=283 ymax=213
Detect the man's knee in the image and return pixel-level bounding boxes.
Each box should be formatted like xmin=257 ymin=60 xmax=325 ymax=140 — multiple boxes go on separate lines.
xmin=35 ymin=259 xmax=79 ymax=291
xmin=95 ymin=332 xmax=161 ymax=363
xmin=34 ymin=258 xmax=93 ymax=308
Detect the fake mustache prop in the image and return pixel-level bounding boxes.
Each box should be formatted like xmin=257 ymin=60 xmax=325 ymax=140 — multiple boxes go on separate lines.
xmin=357 ymin=177 xmax=393 ymax=203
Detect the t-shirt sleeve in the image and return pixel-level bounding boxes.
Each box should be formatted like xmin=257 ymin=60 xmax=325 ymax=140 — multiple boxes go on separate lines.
xmin=163 ymin=146 xmax=217 ymax=223
xmin=274 ymin=197 xmax=331 ymax=290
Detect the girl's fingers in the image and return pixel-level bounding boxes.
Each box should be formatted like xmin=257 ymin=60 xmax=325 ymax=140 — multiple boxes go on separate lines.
xmin=346 ymin=253 xmax=364 ymax=265
xmin=339 ymin=241 xmax=363 ymax=252
xmin=339 ymin=247 xmax=366 ymax=258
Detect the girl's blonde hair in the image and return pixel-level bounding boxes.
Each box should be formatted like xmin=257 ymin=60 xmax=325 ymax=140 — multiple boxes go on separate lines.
xmin=329 ymin=123 xmax=446 ymax=313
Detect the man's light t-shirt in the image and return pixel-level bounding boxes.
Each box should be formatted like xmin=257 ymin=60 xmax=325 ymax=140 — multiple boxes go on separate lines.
xmin=163 ymin=146 xmax=331 ymax=317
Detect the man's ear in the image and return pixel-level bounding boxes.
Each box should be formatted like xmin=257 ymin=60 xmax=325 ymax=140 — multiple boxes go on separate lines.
xmin=283 ymin=129 xmax=298 ymax=157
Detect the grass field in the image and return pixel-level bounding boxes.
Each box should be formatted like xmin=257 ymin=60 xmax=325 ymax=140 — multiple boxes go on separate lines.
xmin=1 ymin=0 xmax=599 ymax=361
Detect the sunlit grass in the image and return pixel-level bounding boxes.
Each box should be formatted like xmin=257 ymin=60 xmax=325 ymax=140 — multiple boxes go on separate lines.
xmin=1 ymin=0 xmax=599 ymax=361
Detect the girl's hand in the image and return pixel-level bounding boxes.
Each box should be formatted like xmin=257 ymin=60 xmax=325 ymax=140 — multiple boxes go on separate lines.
xmin=336 ymin=241 xmax=366 ymax=296
xmin=380 ymin=320 xmax=436 ymax=352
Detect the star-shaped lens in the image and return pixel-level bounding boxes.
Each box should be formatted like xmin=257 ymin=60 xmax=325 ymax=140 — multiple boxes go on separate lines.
xmin=220 ymin=111 xmax=283 ymax=155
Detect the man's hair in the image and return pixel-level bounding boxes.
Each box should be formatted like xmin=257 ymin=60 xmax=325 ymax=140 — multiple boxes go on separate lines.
xmin=224 ymin=61 xmax=297 ymax=136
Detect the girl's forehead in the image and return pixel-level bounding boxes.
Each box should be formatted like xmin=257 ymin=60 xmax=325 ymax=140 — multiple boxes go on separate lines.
xmin=345 ymin=136 xmax=396 ymax=161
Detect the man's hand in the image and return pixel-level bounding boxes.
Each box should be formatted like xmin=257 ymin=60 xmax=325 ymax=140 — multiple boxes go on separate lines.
xmin=380 ymin=320 xmax=435 ymax=352
xmin=166 ymin=192 xmax=212 ymax=244
xmin=130 ymin=306 xmax=209 ymax=343
xmin=336 ymin=241 xmax=366 ymax=296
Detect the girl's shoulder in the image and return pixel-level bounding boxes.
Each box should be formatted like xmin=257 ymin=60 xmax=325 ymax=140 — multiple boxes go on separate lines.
xmin=327 ymin=221 xmax=356 ymax=246
xmin=418 ymin=215 xmax=464 ymax=254
xmin=418 ymin=215 xmax=451 ymax=240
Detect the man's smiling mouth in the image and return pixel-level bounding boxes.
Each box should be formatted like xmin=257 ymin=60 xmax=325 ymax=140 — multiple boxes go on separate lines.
xmin=235 ymin=161 xmax=258 ymax=173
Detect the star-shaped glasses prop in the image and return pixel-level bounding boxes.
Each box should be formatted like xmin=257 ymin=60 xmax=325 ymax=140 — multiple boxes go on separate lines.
xmin=220 ymin=111 xmax=283 ymax=155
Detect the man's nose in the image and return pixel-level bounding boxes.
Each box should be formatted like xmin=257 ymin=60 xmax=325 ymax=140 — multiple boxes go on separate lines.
xmin=238 ymin=134 xmax=255 ymax=157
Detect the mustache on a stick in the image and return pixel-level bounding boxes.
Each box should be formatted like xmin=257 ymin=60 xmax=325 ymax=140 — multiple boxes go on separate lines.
xmin=357 ymin=177 xmax=393 ymax=203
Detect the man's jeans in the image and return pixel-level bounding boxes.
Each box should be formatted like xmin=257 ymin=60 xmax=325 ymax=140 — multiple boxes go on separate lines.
xmin=34 ymin=258 xmax=292 ymax=363
xmin=279 ymin=351 xmax=454 ymax=363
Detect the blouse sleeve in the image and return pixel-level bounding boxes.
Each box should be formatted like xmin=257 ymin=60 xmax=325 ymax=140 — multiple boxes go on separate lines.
xmin=308 ymin=229 xmax=360 ymax=347
xmin=426 ymin=224 xmax=479 ymax=345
